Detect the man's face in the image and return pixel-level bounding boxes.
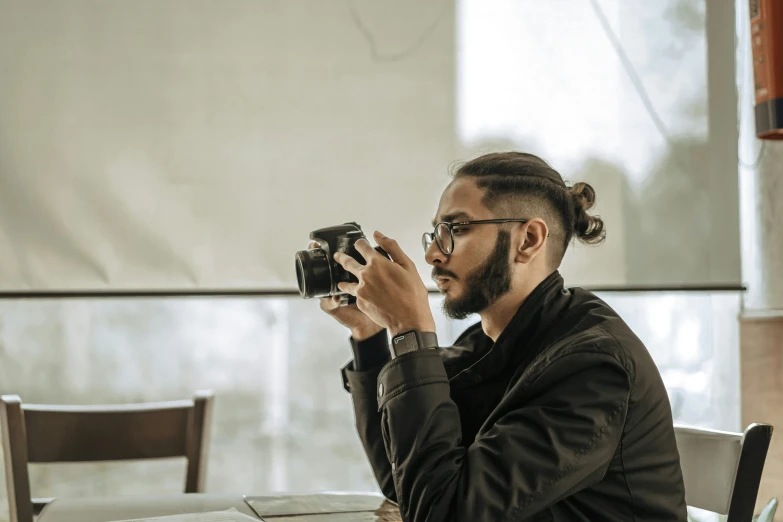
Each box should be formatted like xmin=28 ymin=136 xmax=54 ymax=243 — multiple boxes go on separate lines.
xmin=426 ymin=177 xmax=515 ymax=319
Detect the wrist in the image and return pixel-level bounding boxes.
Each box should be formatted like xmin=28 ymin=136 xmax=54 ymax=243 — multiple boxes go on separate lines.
xmin=351 ymin=326 xmax=385 ymax=342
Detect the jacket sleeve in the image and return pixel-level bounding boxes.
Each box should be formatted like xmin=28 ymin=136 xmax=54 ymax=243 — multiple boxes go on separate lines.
xmin=376 ymin=348 xmax=632 ymax=522
xmin=341 ymin=330 xmax=397 ymax=501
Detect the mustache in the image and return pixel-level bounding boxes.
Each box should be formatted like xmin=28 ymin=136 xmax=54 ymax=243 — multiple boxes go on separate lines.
xmin=432 ymin=268 xmax=458 ymax=280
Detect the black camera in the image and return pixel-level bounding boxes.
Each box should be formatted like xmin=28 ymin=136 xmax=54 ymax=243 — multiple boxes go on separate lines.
xmin=295 ymin=222 xmax=389 ymax=303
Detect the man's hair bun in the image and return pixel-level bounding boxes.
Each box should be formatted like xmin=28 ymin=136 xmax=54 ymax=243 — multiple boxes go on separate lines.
xmin=568 ymin=182 xmax=605 ymax=244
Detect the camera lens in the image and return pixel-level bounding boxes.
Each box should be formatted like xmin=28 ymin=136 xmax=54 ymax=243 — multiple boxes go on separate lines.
xmin=295 ymin=248 xmax=333 ymax=298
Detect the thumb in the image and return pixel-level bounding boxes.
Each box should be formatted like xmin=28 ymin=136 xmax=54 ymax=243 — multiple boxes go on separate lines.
xmin=374 ymin=231 xmax=414 ymax=269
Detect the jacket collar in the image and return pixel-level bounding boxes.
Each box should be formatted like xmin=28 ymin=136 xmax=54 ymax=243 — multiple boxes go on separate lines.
xmin=448 ymin=270 xmax=570 ymax=386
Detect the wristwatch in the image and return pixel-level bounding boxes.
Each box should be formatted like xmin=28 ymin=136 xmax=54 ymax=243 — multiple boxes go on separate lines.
xmin=390 ymin=330 xmax=439 ymax=358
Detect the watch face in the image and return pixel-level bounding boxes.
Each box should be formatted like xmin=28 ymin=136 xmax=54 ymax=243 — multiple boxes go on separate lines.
xmin=393 ymin=332 xmax=418 ymax=354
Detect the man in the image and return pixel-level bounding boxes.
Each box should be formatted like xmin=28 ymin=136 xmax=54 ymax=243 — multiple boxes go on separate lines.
xmin=320 ymin=152 xmax=687 ymax=521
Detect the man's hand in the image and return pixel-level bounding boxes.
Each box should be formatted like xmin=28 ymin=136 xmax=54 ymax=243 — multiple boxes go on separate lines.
xmin=309 ymin=241 xmax=384 ymax=341
xmin=319 ymin=294 xmax=384 ymax=341
xmin=334 ymin=231 xmax=436 ymax=337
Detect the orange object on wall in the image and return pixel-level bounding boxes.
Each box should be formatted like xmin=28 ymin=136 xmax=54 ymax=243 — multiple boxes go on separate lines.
xmin=751 ymin=0 xmax=783 ymax=139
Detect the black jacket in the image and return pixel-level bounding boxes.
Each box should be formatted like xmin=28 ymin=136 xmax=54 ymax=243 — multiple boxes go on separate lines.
xmin=341 ymin=271 xmax=687 ymax=522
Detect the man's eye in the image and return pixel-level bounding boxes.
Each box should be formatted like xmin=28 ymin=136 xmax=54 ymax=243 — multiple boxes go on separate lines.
xmin=452 ymin=227 xmax=469 ymax=235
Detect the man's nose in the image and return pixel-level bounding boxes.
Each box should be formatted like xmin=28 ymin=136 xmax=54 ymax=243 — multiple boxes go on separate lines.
xmin=425 ymin=238 xmax=447 ymax=266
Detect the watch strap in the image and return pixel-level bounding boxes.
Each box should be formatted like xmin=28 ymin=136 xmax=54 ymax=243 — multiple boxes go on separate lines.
xmin=390 ymin=330 xmax=438 ymax=358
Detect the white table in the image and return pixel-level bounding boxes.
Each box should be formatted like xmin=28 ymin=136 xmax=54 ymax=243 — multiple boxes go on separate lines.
xmin=36 ymin=493 xmax=400 ymax=522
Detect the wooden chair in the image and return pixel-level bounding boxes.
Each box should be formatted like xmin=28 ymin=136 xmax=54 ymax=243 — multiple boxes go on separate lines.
xmin=0 ymin=391 xmax=214 ymax=522
xmin=675 ymin=423 xmax=773 ymax=521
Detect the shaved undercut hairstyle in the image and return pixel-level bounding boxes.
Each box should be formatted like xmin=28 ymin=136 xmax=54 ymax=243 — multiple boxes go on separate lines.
xmin=452 ymin=151 xmax=606 ymax=268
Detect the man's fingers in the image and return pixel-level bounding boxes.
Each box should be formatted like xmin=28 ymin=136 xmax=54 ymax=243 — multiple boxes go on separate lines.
xmin=353 ymin=238 xmax=378 ymax=261
xmin=337 ymin=282 xmax=358 ymax=296
xmin=334 ymin=252 xmax=363 ymax=276
xmin=319 ymin=295 xmax=340 ymax=312
xmin=373 ymin=231 xmax=414 ymax=269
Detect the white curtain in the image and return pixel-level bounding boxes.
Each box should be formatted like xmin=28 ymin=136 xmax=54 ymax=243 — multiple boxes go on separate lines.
xmin=0 ymin=0 xmax=740 ymax=291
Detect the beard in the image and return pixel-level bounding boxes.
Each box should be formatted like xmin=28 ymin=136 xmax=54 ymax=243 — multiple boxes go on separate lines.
xmin=440 ymin=230 xmax=513 ymax=320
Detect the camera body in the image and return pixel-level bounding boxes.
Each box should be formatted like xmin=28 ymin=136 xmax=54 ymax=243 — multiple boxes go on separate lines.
xmin=295 ymin=222 xmax=388 ymax=302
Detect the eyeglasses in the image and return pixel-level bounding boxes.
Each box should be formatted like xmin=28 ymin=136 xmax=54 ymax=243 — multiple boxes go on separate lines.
xmin=422 ymin=219 xmax=530 ymax=255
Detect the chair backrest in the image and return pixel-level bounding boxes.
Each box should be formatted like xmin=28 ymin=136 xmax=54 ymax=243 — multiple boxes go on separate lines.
xmin=675 ymin=423 xmax=773 ymax=522
xmin=0 ymin=391 xmax=214 ymax=522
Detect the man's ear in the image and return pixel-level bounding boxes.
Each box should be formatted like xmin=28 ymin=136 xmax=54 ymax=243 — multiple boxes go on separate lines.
xmin=514 ymin=218 xmax=549 ymax=263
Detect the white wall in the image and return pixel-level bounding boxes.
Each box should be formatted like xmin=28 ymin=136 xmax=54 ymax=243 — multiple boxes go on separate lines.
xmin=0 ymin=0 xmax=456 ymax=290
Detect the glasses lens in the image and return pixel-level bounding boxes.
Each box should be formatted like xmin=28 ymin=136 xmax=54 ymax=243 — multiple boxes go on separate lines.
xmin=435 ymin=223 xmax=453 ymax=254
xmin=422 ymin=232 xmax=433 ymax=253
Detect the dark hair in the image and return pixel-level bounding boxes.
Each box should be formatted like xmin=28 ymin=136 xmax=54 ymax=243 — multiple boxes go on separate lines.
xmin=452 ymin=152 xmax=605 ymax=263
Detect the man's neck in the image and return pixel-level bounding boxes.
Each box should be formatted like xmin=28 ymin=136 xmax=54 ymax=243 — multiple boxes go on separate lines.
xmin=479 ymin=271 xmax=552 ymax=342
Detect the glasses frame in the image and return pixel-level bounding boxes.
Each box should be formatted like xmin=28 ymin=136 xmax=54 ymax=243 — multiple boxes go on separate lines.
xmin=422 ymin=219 xmax=530 ymax=255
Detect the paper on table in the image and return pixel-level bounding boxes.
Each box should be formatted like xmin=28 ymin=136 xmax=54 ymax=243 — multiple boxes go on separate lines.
xmin=245 ymin=494 xmax=387 ymax=517
xmin=110 ymin=508 xmax=259 ymax=522
xmin=247 ymin=500 xmax=401 ymax=522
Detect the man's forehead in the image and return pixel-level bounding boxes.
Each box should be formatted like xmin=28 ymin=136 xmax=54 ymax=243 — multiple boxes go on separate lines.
xmin=432 ymin=177 xmax=488 ymax=224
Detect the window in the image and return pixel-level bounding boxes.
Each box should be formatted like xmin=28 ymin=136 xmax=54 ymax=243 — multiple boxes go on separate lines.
xmin=0 ymin=291 xmax=740 ymax=505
